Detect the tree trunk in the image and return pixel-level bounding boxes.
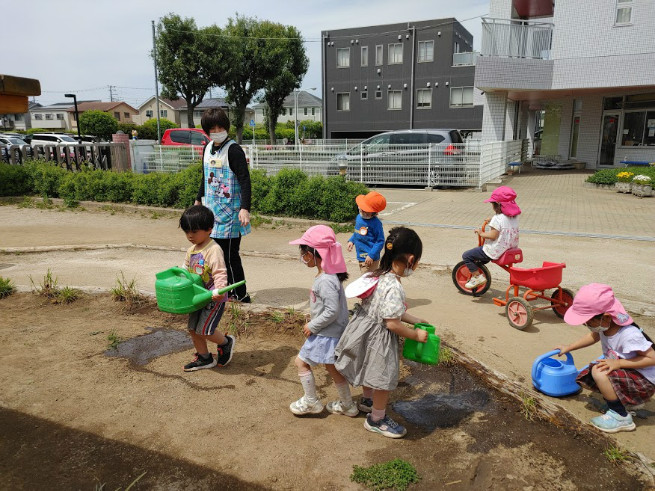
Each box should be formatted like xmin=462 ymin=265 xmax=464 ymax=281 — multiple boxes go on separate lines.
xmin=235 ymin=126 xmax=243 ymax=144
xmin=268 ymin=113 xmax=279 ymax=145
xmin=186 ymin=102 xmax=195 ymax=128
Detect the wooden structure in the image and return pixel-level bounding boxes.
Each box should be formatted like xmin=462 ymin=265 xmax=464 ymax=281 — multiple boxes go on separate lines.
xmin=0 ymin=74 xmax=41 ymax=113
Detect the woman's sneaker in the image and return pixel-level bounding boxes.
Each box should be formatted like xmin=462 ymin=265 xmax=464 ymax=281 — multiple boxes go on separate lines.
xmin=357 ymin=397 xmax=373 ymax=413
xmin=216 ymin=335 xmax=235 ymax=367
xmin=326 ymin=400 xmax=359 ymax=417
xmin=590 ymin=410 xmax=636 ymax=433
xmin=290 ymin=396 xmax=324 ymax=416
xmin=364 ymin=414 xmax=407 ymax=438
xmin=183 ymin=353 xmax=217 ymax=372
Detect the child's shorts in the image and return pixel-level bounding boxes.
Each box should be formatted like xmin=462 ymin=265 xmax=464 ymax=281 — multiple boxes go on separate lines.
xmin=188 ymin=301 xmax=225 ymax=336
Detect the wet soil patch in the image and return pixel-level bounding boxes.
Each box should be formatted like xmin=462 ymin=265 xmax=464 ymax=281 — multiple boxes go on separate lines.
xmin=105 ymin=327 xmax=192 ymax=365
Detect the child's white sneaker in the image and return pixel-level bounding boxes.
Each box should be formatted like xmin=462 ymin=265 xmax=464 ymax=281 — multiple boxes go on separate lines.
xmin=326 ymin=400 xmax=359 ymax=417
xmin=465 ymin=275 xmax=487 ymax=289
xmin=590 ymin=410 xmax=636 ymax=433
xmin=290 ymin=396 xmax=324 ymax=416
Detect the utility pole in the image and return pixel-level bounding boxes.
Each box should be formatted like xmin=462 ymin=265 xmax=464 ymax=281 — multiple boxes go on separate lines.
xmin=152 ymin=20 xmax=162 ymax=142
xmin=108 ymin=85 xmax=116 ymax=102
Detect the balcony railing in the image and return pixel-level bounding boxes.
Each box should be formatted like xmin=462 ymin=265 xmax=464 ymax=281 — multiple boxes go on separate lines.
xmin=453 ymin=51 xmax=478 ymax=66
xmin=481 ymin=18 xmax=553 ymax=60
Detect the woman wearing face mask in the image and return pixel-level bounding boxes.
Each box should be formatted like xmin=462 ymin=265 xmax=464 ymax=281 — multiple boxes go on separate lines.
xmin=194 ymin=108 xmax=251 ymax=303
xmin=555 ymin=283 xmax=655 ymax=433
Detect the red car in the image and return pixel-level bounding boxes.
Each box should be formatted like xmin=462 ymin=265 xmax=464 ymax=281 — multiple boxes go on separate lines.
xmin=161 ymin=128 xmax=210 ymax=153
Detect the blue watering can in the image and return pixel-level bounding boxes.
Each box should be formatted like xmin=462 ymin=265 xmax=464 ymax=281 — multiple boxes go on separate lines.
xmin=531 ymin=349 xmax=581 ymax=397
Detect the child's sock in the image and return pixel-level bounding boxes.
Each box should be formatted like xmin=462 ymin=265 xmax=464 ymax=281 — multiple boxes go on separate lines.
xmin=298 ymin=370 xmax=318 ymax=402
xmin=362 ymin=387 xmax=373 ymax=399
xmin=606 ymin=398 xmax=628 ymax=417
xmin=371 ymin=407 xmax=385 ymax=422
xmin=198 ymin=352 xmax=212 ymax=360
xmin=335 ymin=382 xmax=353 ymax=406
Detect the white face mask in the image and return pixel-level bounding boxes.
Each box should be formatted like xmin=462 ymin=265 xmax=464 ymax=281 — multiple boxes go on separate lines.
xmin=402 ymin=264 xmax=414 ymax=277
xmin=210 ymin=131 xmax=228 ymax=144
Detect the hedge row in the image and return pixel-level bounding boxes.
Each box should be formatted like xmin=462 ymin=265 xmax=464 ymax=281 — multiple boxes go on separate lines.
xmin=0 ymin=161 xmax=367 ymax=222
xmin=586 ymin=166 xmax=655 ymax=185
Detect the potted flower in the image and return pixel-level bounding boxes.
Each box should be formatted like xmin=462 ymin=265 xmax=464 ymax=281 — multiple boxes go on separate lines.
xmin=631 ymin=175 xmax=653 ymax=197
xmin=615 ymin=171 xmax=634 ymax=193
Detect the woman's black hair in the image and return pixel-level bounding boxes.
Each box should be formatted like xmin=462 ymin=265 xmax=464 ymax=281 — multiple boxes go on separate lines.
xmin=371 ymin=226 xmax=422 ymax=278
xmin=179 ymin=205 xmax=214 ymax=232
xmin=299 ymin=245 xmax=349 ymax=283
xmin=201 ymin=108 xmax=231 ymax=135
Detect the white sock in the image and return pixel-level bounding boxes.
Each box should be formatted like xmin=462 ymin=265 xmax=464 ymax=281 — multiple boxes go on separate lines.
xmin=335 ymin=382 xmax=353 ymax=406
xmin=298 ymin=370 xmax=318 ymax=402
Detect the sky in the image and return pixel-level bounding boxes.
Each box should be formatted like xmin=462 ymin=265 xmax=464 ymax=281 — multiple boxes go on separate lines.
xmin=3 ymin=0 xmax=489 ymax=109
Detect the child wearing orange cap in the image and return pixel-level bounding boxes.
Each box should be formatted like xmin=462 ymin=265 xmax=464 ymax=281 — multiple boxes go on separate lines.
xmin=347 ymin=191 xmax=387 ymax=274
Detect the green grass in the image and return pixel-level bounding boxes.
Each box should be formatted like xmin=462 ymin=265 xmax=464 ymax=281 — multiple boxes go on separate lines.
xmin=0 ymin=276 xmax=16 ymax=299
xmin=520 ymin=392 xmax=537 ymax=421
xmin=604 ymin=445 xmax=633 ymax=465
xmin=107 ymin=331 xmax=121 ymax=350
xmin=270 ymin=311 xmax=285 ymax=323
xmin=56 ymin=286 xmax=79 ymax=304
xmin=350 ymin=459 xmax=420 ymax=491
xmin=438 ymin=346 xmax=456 ymax=366
xmin=226 ymin=302 xmax=249 ymax=337
xmin=110 ymin=271 xmax=146 ymax=311
xmin=30 ymin=269 xmax=59 ymax=298
xmin=330 ymin=222 xmax=355 ymax=234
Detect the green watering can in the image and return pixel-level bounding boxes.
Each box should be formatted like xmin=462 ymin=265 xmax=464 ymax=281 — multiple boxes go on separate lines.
xmin=155 ymin=267 xmax=246 ymax=314
xmin=403 ymin=323 xmax=440 ymax=365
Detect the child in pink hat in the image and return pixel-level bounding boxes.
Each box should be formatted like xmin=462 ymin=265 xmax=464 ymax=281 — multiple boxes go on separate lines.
xmin=555 ymin=283 xmax=655 ymax=433
xmin=461 ymin=186 xmax=521 ymax=291
xmin=288 ymin=225 xmax=358 ymax=417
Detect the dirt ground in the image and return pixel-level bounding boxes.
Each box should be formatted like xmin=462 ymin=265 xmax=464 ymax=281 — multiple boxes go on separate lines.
xmin=0 ymin=292 xmax=648 ymax=490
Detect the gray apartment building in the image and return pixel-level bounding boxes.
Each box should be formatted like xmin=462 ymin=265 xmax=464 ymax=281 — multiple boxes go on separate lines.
xmin=321 ymin=18 xmax=483 ymax=139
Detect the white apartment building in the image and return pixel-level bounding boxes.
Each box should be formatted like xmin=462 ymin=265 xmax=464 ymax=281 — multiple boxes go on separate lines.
xmin=475 ymin=0 xmax=655 ymax=167
xmin=251 ymin=91 xmax=322 ymax=126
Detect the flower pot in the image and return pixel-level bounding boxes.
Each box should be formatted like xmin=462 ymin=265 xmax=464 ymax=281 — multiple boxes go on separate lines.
xmin=632 ymin=184 xmax=653 ymax=198
xmin=615 ymin=182 xmax=632 ymax=193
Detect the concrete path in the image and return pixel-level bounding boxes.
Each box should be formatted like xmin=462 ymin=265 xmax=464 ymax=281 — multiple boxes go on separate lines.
xmin=1 ymin=167 xmax=654 ymax=466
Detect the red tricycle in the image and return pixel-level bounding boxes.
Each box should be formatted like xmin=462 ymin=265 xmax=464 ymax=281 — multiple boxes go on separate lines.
xmin=452 ymin=220 xmax=575 ymax=330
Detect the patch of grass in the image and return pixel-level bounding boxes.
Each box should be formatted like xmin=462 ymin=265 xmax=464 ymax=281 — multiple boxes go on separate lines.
xmin=330 ymin=222 xmax=354 ymax=234
xmin=100 ymin=204 xmax=126 ymax=215
xmin=350 ymin=458 xmax=420 ymax=491
xmin=438 ymin=346 xmax=456 ymax=366
xmin=520 ymin=392 xmax=537 ymax=421
xmin=0 ymin=276 xmax=16 ymax=299
xmin=107 ymin=331 xmax=121 ymax=350
xmin=30 ymin=269 xmax=60 ymax=298
xmin=270 ymin=311 xmax=285 ymax=323
xmin=55 ymin=286 xmax=79 ymax=304
xmin=226 ymin=302 xmax=250 ymax=337
xmin=111 ymin=271 xmax=146 ymax=311
xmin=250 ymin=213 xmax=272 ymax=228
xmin=604 ymin=445 xmax=633 ymax=465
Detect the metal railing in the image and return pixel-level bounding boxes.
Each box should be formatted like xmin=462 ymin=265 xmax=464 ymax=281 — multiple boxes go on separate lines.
xmin=453 ymin=51 xmax=478 ymax=66
xmin=481 ymin=18 xmax=553 ymax=60
xmin=1 ymin=142 xmax=129 ymax=171
xmin=139 ymin=145 xmax=203 ymax=174
xmin=478 ymin=140 xmax=526 ymax=186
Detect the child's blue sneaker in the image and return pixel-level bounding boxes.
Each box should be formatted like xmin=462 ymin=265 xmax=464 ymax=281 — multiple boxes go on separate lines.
xmin=590 ymin=409 xmax=636 ymax=433
xmin=364 ymin=414 xmax=407 ymax=438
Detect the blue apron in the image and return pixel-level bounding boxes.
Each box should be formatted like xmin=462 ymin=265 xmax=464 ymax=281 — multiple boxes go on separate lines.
xmin=203 ymin=141 xmax=251 ymax=239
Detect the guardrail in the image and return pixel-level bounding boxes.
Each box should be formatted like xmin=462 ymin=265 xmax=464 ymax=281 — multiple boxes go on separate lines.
xmin=481 ymin=18 xmax=553 ymax=60
xmin=0 ymin=142 xmax=129 ymax=171
xmin=453 ymin=51 xmax=478 ymax=66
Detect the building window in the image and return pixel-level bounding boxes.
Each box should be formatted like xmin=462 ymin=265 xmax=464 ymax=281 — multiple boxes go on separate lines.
xmin=160 ymin=109 xmax=167 ymax=118
xmin=388 ymin=43 xmax=403 ymax=64
xmin=450 ymin=87 xmax=474 ymax=107
xmin=454 ymin=41 xmax=460 ymax=53
xmin=114 ymin=111 xmax=121 ymax=120
xmin=622 ymin=111 xmax=655 ymax=146
xmin=418 ymin=41 xmax=434 ymax=62
xmin=375 ymin=90 xmax=382 ymax=99
xmin=15 ymin=114 xmax=22 ymax=121
xmin=337 ymin=48 xmax=350 ymax=68
xmin=281 ymin=108 xmax=286 ymax=116
xmin=146 ymin=110 xmax=153 ymax=118
xmin=312 ymin=107 xmax=315 ymax=116
xmin=361 ymin=46 xmax=368 ymax=67
xmin=56 ymin=113 xmax=64 ymax=120
xmin=361 ymin=92 xmax=368 ymax=100
xmin=289 ymin=107 xmax=293 ymax=116
xmin=45 ymin=113 xmax=53 ymax=120
xmin=304 ymin=107 xmax=308 ymax=116
xmin=387 ymin=90 xmax=402 ymax=110
xmin=336 ymin=93 xmax=350 ymax=111
xmin=417 ymin=88 xmax=432 ymax=108
xmin=34 ymin=113 xmax=43 ymax=120
xmin=375 ymin=45 xmax=383 ymax=66
xmin=615 ymin=0 xmax=633 ymax=24
xmin=194 ymin=111 xmax=203 ymax=117
xmin=124 ymin=112 xmax=130 ymax=119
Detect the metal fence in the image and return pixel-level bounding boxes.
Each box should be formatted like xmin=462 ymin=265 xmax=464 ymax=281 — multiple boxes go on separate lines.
xmin=0 ymin=142 xmax=129 ymax=171
xmin=138 ymin=145 xmax=202 ymax=173
xmin=481 ymin=18 xmax=553 ymax=60
xmin=479 ymin=140 xmax=526 ymax=185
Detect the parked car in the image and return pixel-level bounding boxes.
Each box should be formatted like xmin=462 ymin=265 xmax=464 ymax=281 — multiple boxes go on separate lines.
xmin=161 ymin=128 xmax=210 ymax=152
xmin=0 ymin=134 xmax=33 ymax=162
xmin=30 ymin=133 xmax=78 ymax=159
xmin=332 ymin=129 xmax=466 ymax=186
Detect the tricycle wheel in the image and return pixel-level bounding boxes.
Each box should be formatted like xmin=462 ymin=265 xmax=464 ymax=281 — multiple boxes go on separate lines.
xmin=452 ymin=261 xmax=491 ymax=296
xmin=505 ymin=297 xmax=534 ymax=330
xmin=550 ymin=288 xmax=575 ymax=318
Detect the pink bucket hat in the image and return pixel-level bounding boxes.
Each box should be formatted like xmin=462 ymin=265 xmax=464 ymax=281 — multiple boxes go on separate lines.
xmin=289 ymin=225 xmax=347 ymax=275
xmin=563 ymin=283 xmax=633 ymax=326
xmin=484 ymin=186 xmax=521 ymax=217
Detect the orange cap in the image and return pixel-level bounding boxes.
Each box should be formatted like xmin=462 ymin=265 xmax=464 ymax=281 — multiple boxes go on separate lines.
xmin=356 ymin=191 xmax=387 ymax=213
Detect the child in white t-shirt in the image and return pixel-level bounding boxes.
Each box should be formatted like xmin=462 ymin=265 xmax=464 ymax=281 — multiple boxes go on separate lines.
xmin=462 ymin=186 xmax=520 ymax=290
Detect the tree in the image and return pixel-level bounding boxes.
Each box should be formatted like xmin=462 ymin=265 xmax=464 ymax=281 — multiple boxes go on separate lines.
xmin=154 ymin=14 xmax=228 ymax=128
xmin=220 ymin=16 xmax=307 ymax=143
xmin=138 ymin=118 xmax=177 ymax=140
xmin=78 ymin=110 xmax=118 ymax=140
xmin=261 ymin=25 xmax=308 ymax=144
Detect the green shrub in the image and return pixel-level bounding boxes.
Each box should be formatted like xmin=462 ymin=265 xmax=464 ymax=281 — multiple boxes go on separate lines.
xmin=132 ymin=173 xmax=174 ymax=206
xmin=250 ymin=168 xmax=272 ymax=206
xmin=27 ymin=161 xmax=68 ymax=198
xmin=138 ymin=118 xmax=177 ymax=140
xmin=586 ymin=166 xmax=655 ymax=185
xmin=259 ymin=168 xmax=307 ymax=215
xmin=79 ymin=110 xmax=119 ymax=140
xmin=172 ymin=163 xmax=202 ymax=208
xmin=0 ymin=163 xmax=32 ymax=196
